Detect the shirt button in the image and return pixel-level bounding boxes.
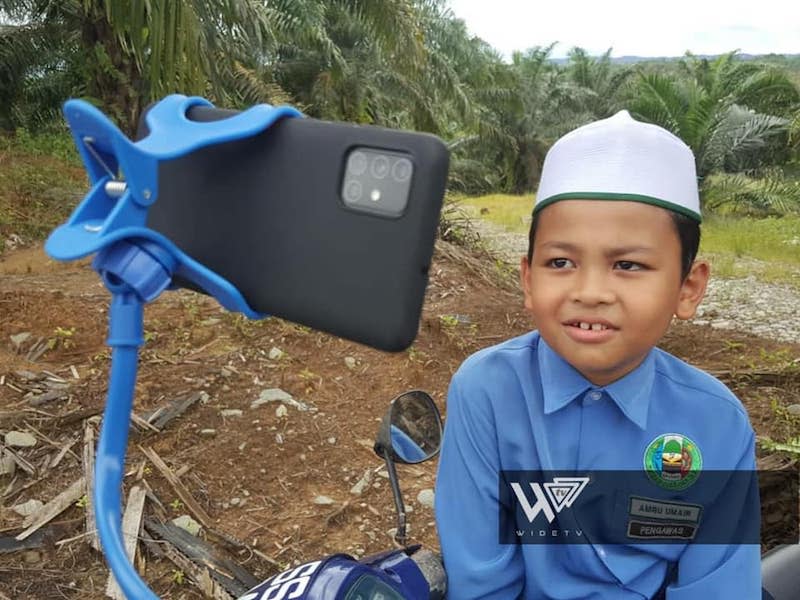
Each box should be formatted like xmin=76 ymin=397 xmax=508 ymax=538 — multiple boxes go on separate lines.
xmin=588 ymin=390 xmax=602 ymax=402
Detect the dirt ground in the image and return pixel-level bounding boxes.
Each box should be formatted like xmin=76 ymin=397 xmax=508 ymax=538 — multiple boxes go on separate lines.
xmin=1 ymin=239 xmax=799 ymax=599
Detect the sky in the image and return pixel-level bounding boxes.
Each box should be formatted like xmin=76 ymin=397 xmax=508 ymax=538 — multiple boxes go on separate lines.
xmin=445 ymin=0 xmax=800 ymax=59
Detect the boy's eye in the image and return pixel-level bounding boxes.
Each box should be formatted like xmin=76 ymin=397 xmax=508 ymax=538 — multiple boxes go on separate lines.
xmin=547 ymin=258 xmax=575 ymax=269
xmin=615 ymin=260 xmax=644 ymax=271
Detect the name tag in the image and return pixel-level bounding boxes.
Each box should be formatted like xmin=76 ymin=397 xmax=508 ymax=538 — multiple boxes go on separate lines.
xmin=629 ymin=496 xmax=702 ymax=524
xmin=627 ymin=520 xmax=697 ymax=540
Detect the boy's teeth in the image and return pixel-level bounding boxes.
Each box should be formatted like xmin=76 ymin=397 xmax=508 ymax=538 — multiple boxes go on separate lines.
xmin=576 ymin=322 xmax=608 ymax=331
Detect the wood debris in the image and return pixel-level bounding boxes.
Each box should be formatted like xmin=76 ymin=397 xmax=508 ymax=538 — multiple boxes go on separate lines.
xmin=139 ymin=445 xmax=212 ymax=528
xmin=141 ymin=531 xmax=234 ymax=600
xmin=144 ymin=518 xmax=258 ymax=598
xmin=105 ymin=485 xmax=147 ymax=600
xmin=83 ymin=420 xmax=100 ymax=550
xmin=3 ymin=447 xmax=36 ymax=477
xmin=138 ymin=391 xmax=201 ymax=431
xmin=16 ymin=476 xmax=85 ymax=541
xmin=51 ymin=435 xmax=79 ymax=468
xmin=0 ymin=526 xmax=56 ymax=554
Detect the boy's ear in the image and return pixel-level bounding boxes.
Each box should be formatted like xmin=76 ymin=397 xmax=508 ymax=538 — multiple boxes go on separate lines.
xmin=520 ymin=256 xmax=534 ymax=311
xmin=674 ymin=259 xmax=710 ymax=320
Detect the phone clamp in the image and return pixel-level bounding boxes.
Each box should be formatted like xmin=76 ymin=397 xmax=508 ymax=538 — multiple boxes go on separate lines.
xmin=45 ymin=94 xmax=302 ymax=315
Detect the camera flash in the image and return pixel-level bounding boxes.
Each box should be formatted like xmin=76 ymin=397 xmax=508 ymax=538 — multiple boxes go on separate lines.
xmin=370 ymin=189 xmax=381 ymax=202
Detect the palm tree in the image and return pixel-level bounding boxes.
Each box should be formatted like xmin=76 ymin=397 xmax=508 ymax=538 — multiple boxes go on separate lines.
xmin=629 ymin=52 xmax=799 ymax=178
xmin=628 ymin=52 xmax=800 ymax=214
xmin=0 ymin=0 xmax=303 ymax=133
xmin=0 ymin=5 xmax=83 ymax=130
xmin=566 ymin=47 xmax=633 ymax=119
xmin=488 ymin=45 xmax=595 ymax=193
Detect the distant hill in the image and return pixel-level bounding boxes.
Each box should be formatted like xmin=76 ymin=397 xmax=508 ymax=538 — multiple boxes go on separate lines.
xmin=548 ymin=53 xmax=800 ymax=65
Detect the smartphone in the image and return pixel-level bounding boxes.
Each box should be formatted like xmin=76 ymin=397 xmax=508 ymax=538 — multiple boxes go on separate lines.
xmin=140 ymin=105 xmax=449 ymax=351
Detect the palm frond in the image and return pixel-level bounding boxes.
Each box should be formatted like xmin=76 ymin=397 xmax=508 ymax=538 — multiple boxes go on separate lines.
xmin=735 ymin=68 xmax=800 ymax=116
xmin=702 ymin=171 xmax=800 ymax=216
xmin=706 ymin=105 xmax=788 ymax=173
xmin=629 ymin=72 xmax=686 ymax=135
xmin=229 ymin=62 xmax=294 ymax=106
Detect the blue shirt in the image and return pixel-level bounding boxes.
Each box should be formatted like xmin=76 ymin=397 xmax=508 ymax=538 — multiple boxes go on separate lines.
xmin=435 ymin=331 xmax=760 ymax=599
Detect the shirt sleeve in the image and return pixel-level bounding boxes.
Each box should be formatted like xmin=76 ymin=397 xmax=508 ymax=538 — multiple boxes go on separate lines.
xmin=434 ymin=373 xmax=525 ymax=600
xmin=666 ymin=429 xmax=762 ymax=599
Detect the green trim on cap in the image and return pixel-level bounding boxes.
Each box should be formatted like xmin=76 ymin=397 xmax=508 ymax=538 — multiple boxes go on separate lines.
xmin=534 ymin=192 xmax=702 ymax=223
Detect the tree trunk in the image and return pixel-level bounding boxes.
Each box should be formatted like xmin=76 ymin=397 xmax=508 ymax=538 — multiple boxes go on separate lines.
xmin=80 ymin=5 xmax=141 ymax=136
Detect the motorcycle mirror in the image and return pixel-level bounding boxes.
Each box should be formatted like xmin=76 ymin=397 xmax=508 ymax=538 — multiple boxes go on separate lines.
xmin=375 ymin=390 xmax=442 ymax=464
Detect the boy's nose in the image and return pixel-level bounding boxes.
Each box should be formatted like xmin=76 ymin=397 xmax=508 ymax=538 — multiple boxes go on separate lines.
xmin=569 ymin=271 xmax=615 ymax=305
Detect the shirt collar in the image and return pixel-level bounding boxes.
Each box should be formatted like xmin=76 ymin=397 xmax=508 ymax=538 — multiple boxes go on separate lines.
xmin=537 ymin=334 xmax=655 ymax=430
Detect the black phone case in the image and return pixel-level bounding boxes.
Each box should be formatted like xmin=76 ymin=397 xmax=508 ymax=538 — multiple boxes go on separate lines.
xmin=141 ymin=106 xmax=449 ymax=351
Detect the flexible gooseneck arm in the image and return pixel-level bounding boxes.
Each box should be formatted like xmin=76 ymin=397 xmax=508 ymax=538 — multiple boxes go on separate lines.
xmin=95 ymin=291 xmax=155 ymax=599
xmin=89 ymin=240 xmax=176 ymax=599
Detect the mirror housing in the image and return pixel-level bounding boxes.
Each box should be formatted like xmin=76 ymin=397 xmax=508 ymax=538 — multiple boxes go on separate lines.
xmin=374 ymin=390 xmax=442 ymax=464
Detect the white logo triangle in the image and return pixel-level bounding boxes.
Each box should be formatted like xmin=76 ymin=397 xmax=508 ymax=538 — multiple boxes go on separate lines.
xmin=543 ymin=477 xmax=590 ymax=512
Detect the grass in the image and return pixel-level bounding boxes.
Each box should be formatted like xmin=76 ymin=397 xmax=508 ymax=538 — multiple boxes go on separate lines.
xmin=457 ymin=194 xmax=800 ymax=288
xmin=700 ymin=215 xmax=800 ymax=264
xmin=454 ymin=193 xmax=533 ymax=234
xmin=0 ymin=129 xmax=85 ymax=247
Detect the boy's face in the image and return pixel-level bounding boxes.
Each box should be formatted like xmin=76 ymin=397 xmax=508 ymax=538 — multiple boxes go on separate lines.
xmin=520 ymin=200 xmax=709 ymax=386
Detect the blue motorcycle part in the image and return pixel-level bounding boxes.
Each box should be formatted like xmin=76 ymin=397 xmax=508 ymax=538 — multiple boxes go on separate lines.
xmin=238 ymin=548 xmax=429 ymax=600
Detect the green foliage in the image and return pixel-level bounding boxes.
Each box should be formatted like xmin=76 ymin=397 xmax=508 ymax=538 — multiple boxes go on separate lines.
xmin=1 ymin=127 xmax=79 ymax=164
xmin=760 ymin=436 xmax=800 ymax=455
xmin=702 ymin=173 xmax=800 ymax=217
xmin=628 ymin=53 xmax=799 ymax=180
xmin=1 ymin=3 xmax=799 ymax=216
xmin=457 ymin=193 xmax=533 ymax=233
xmin=700 ymin=215 xmax=800 ymax=263
xmin=0 ymin=131 xmax=84 ymax=246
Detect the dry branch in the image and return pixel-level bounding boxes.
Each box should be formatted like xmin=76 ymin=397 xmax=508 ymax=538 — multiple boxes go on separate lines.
xmin=145 ymin=519 xmax=258 ymax=597
xmin=17 ymin=476 xmax=85 ymax=541
xmin=83 ymin=420 xmax=100 ymax=550
xmin=141 ymin=392 xmax=202 ymax=431
xmin=139 ymin=445 xmax=212 ymax=528
xmin=105 ymin=485 xmax=147 ymax=599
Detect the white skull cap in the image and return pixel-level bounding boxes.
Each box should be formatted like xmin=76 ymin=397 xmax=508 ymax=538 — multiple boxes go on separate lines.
xmin=535 ymin=110 xmax=701 ymax=221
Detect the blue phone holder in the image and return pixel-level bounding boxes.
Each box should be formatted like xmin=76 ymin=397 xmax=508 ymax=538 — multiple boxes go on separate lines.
xmin=47 ymin=94 xmax=301 ymax=314
xmin=44 ymin=95 xmax=302 ymax=599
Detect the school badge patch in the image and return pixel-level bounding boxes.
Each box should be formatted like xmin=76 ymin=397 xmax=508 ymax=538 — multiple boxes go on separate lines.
xmin=643 ymin=433 xmax=702 ymax=490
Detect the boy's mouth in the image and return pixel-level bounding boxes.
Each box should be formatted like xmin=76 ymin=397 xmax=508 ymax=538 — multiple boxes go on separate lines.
xmin=564 ymin=319 xmax=617 ymax=331
xmin=562 ymin=319 xmax=618 ymax=343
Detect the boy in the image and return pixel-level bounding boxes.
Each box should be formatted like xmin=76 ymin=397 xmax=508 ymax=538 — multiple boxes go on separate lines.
xmin=434 ymin=111 xmax=761 ymax=599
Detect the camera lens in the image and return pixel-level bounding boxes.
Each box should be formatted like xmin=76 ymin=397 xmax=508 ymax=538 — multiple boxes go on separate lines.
xmin=344 ymin=179 xmax=363 ymax=203
xmin=348 ymin=151 xmax=368 ymax=176
xmin=371 ymin=155 xmax=390 ymax=179
xmin=391 ymin=158 xmax=412 ymax=182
